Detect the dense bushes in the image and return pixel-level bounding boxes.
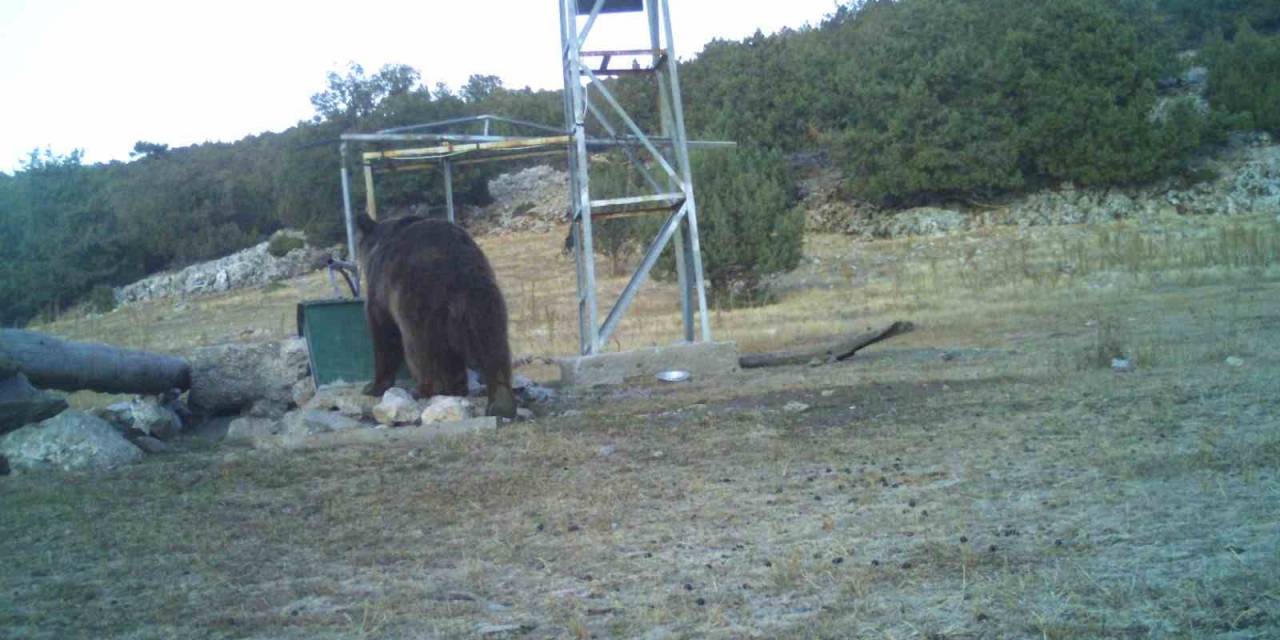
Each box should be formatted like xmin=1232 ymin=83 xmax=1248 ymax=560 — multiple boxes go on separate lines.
xmin=685 ymin=147 xmax=802 ymax=307
xmin=582 ymin=147 xmax=800 ymax=307
xmin=1203 ymin=21 xmax=1280 ymax=132
xmin=824 ymin=0 xmax=1223 ymax=205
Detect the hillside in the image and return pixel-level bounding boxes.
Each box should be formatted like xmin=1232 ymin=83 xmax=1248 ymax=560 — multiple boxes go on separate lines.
xmin=3 ymin=0 xmax=1279 ymax=326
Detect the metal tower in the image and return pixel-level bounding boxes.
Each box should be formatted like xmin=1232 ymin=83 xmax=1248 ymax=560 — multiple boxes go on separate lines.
xmin=559 ymin=0 xmax=713 ymax=355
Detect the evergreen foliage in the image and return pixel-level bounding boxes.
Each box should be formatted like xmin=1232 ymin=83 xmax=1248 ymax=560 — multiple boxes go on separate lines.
xmin=633 ymin=147 xmax=801 ymax=308
xmin=1203 ymin=21 xmax=1280 ymax=132
xmin=267 ymin=234 xmax=305 ymax=258
xmin=690 ymin=147 xmax=802 ymax=307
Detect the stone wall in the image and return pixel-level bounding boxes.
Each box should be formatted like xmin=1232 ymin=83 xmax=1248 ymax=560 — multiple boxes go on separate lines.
xmin=114 ymin=231 xmax=341 ymax=305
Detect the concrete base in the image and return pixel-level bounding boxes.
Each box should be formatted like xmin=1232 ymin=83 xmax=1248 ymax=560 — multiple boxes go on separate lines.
xmin=558 ymin=341 xmax=740 ymax=388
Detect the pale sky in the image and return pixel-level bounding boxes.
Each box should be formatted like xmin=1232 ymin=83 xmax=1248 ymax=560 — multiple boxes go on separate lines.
xmin=0 ymin=0 xmax=841 ymax=172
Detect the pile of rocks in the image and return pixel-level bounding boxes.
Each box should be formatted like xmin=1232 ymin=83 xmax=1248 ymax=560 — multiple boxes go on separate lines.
xmin=0 ymin=395 xmax=186 ymax=474
xmin=114 ymin=231 xmax=342 ymax=305
xmin=470 ymin=165 xmax=570 ymax=235
xmin=224 ymin=384 xmax=512 ymax=449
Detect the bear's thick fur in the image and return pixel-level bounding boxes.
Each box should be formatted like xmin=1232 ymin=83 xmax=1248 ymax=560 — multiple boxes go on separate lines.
xmin=355 ymin=214 xmax=516 ymax=419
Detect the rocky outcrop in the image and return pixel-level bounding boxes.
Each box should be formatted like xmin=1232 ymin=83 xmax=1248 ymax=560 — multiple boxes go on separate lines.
xmin=114 ymin=231 xmax=340 ymax=305
xmin=0 ymin=410 xmax=143 ymax=473
xmin=470 ymin=165 xmax=569 ymax=235
xmin=802 ymin=138 xmax=1280 ymax=239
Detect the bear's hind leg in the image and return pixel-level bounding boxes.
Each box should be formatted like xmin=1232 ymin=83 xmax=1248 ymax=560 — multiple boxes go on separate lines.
xmin=364 ymin=305 xmax=404 ymax=397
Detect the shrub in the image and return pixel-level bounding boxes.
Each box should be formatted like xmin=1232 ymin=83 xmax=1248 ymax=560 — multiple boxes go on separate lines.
xmin=267 ymin=233 xmax=305 ymax=258
xmin=1203 ymin=21 xmax=1280 ymax=132
xmin=650 ymin=147 xmax=802 ymax=308
xmin=87 ymin=285 xmax=117 ymax=314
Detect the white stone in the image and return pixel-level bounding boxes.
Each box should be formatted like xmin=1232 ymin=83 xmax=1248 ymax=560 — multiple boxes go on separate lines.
xmin=373 ymin=388 xmax=421 ymax=425
xmin=1226 ymin=356 xmax=1245 ymax=368
xmin=420 ymin=396 xmax=478 ymax=424
xmin=783 ymin=401 xmax=810 ymax=413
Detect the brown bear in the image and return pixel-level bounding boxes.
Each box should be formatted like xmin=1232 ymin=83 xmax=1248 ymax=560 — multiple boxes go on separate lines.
xmin=355 ymin=213 xmax=516 ymax=419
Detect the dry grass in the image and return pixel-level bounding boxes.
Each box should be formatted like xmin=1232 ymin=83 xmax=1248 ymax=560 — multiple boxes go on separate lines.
xmin=7 ymin=213 xmax=1280 ymax=638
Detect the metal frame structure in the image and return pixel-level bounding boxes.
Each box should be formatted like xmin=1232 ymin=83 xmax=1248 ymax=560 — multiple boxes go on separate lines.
xmin=337 ymin=0 xmax=725 ymax=356
xmin=560 ymin=0 xmax=712 ymax=355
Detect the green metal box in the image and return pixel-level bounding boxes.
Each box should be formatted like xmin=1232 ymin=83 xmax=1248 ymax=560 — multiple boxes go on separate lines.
xmin=296 ymin=299 xmax=410 ymax=387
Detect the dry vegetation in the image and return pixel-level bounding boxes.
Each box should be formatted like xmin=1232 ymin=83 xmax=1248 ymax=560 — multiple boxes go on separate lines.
xmin=5 ymin=212 xmax=1280 ymax=638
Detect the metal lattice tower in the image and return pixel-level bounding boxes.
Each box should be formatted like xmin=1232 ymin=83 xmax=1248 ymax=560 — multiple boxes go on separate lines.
xmin=559 ymin=0 xmax=713 ymax=355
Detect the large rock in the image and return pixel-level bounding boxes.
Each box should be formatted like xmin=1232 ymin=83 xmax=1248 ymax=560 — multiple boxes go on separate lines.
xmin=420 ymin=396 xmax=479 ymax=424
xmin=0 ymin=410 xmax=143 ymax=473
xmin=98 ymin=399 xmax=182 ymax=439
xmin=305 ymin=383 xmax=377 ymax=419
xmin=372 ymin=388 xmax=421 ymax=425
xmin=280 ymin=410 xmax=363 ymax=437
xmin=188 ymin=338 xmax=309 ymax=415
xmin=0 ymin=373 xmax=68 ymax=436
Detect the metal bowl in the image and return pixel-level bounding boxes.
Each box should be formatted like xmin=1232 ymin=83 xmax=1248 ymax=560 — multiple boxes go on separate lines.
xmin=656 ymin=369 xmax=691 ymax=383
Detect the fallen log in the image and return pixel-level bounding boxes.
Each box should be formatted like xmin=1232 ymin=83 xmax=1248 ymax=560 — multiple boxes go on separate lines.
xmin=738 ymin=321 xmax=915 ymax=369
xmin=0 ymin=329 xmax=191 ymax=395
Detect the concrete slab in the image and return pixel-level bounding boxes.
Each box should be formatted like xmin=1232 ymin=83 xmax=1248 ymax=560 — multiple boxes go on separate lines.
xmin=557 ymin=341 xmax=740 ymax=388
xmin=255 ymin=416 xmax=498 ymax=451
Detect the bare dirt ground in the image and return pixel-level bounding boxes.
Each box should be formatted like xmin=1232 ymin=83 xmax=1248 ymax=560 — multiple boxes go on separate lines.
xmin=4 ymin=214 xmax=1280 ymax=638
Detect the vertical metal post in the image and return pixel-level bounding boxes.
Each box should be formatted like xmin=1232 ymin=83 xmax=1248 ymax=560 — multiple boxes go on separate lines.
xmin=443 ymin=160 xmax=456 ymax=223
xmin=339 ymin=142 xmax=360 ymax=294
xmin=648 ymin=0 xmax=694 ymax=342
xmin=561 ymin=0 xmax=600 ymax=355
xmin=660 ymin=0 xmax=712 ymax=343
xmin=362 ymin=164 xmax=378 ymax=220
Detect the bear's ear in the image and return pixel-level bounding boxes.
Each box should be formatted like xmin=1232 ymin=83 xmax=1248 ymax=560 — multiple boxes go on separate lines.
xmin=355 ymin=213 xmax=377 ymax=234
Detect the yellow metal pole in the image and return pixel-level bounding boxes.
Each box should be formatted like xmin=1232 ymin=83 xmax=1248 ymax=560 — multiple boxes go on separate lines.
xmin=362 ymin=164 xmax=377 ymax=220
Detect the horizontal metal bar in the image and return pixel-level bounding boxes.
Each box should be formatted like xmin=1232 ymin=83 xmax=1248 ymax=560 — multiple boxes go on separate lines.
xmin=360 ymin=137 xmax=732 ymax=165
xmin=593 ymin=206 xmax=681 ymax=220
xmin=361 ymin=135 xmax=570 ymax=161
xmin=581 ymin=48 xmax=666 ymax=57
xmin=589 ymin=192 xmax=683 ymax=209
xmin=344 ymin=132 xmax=515 ymax=143
xmin=586 ymin=67 xmax=660 ymax=77
xmin=378 ymin=114 xmax=563 ymax=136
xmin=372 ymin=149 xmax=568 ymax=174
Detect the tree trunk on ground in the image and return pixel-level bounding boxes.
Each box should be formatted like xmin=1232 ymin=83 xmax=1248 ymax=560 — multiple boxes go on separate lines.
xmin=0 ymin=330 xmax=191 ymax=395
xmin=738 ymin=321 xmax=915 ymax=369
